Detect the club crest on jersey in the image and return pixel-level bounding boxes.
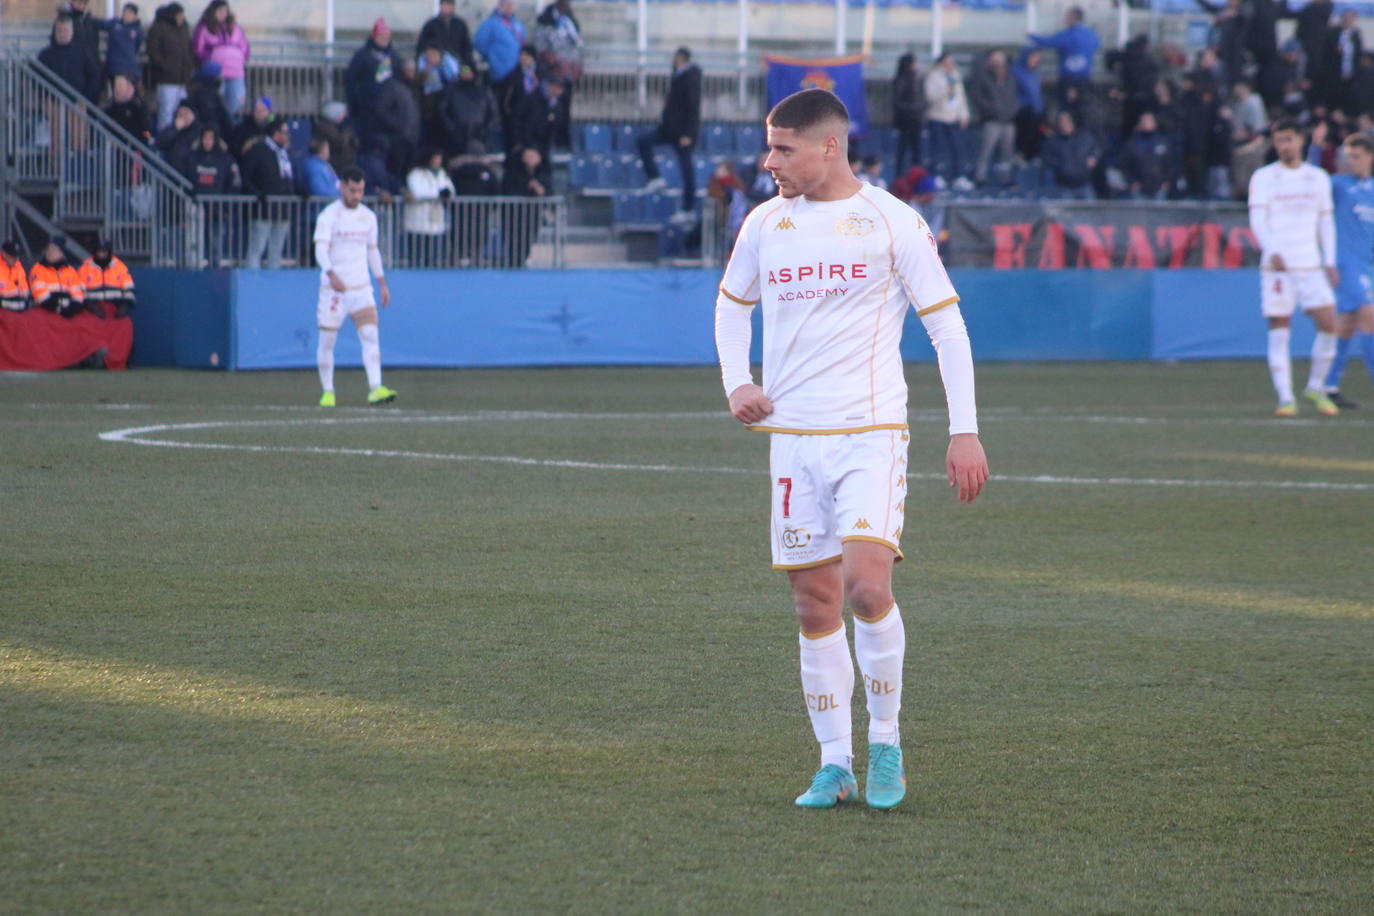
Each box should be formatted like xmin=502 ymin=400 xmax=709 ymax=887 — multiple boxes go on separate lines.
xmin=774 ymin=217 xmax=798 ymax=231
xmin=835 ymin=212 xmax=876 ymax=237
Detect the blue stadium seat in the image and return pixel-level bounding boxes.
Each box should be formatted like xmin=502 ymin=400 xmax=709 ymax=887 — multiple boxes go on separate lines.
xmin=645 ymin=192 xmax=678 ymax=222
xmin=613 ymin=191 xmax=644 ymax=223
xmin=287 ymin=118 xmax=312 ymax=157
xmin=569 ymin=154 xmax=595 ymax=187
xmin=581 ymin=123 xmax=612 ymax=154
xmin=592 ymin=154 xmax=619 ymax=188
xmin=693 ymin=156 xmax=714 ymax=191
xmin=655 ymin=152 xmax=682 ymax=189
xmin=702 ymin=124 xmax=733 ymax=156
xmin=736 ymin=124 xmax=764 ymax=156
xmin=614 ymin=123 xmax=640 ymax=153
xmin=621 ymin=152 xmax=647 ymax=187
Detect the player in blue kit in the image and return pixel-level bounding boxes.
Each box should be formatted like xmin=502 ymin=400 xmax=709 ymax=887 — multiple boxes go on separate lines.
xmin=1322 ymin=133 xmax=1374 ymax=407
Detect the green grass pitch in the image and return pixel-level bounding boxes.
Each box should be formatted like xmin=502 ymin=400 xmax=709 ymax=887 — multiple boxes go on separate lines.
xmin=2 ymin=362 xmax=1372 ymax=914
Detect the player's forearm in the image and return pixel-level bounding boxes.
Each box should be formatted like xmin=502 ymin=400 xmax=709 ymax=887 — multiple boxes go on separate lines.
xmin=1247 ymin=208 xmax=1273 ymax=255
xmin=714 ymin=295 xmax=755 ymax=395
xmin=367 ymin=246 xmax=384 ymax=280
xmin=922 ymin=303 xmax=979 ymax=436
xmin=314 ymin=241 xmax=333 ymax=274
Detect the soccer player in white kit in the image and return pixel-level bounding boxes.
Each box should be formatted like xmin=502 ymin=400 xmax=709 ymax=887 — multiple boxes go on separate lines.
xmin=715 ymin=89 xmax=989 ymax=809
xmin=313 ymin=167 xmax=396 ymax=407
xmin=1247 ymin=119 xmax=1341 ymax=417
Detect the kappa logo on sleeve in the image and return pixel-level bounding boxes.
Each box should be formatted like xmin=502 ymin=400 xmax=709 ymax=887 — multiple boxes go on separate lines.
xmin=774 ymin=217 xmax=798 ymax=231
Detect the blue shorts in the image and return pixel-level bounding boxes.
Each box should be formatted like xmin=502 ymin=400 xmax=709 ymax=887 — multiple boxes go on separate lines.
xmin=1335 ymin=267 xmax=1374 ymax=314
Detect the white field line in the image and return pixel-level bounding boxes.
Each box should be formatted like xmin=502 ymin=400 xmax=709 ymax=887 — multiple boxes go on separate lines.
xmin=97 ymin=415 xmax=1374 ymax=492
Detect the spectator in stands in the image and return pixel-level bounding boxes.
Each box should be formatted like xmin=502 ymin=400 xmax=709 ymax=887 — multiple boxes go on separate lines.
xmin=315 ymin=102 xmax=359 ymax=174
xmin=1205 ymin=100 xmax=1235 ymax=199
xmin=1198 ymin=0 xmax=1246 ymax=91
xmin=30 ymin=237 xmax=90 ymax=319
xmin=374 ymin=60 xmax=423 ymax=182
xmin=502 ymin=146 xmax=549 ymax=266
xmin=303 ymin=138 xmax=340 ymax=198
xmin=891 ymin=53 xmax=924 ymax=177
xmin=418 ymin=44 xmax=464 ymax=146
xmin=418 ymin=0 xmax=476 ymax=69
xmin=1121 ymin=111 xmax=1173 ymax=199
xmin=923 ymin=52 xmax=972 ymax=190
xmin=909 ymin=174 xmax=947 ymax=248
xmin=231 ymin=95 xmax=274 ymax=158
xmin=1246 ymin=0 xmax=1284 ymax=104
xmin=1181 ymin=76 xmax=1224 ymax=198
xmin=499 ymin=45 xmax=539 ymax=139
xmin=859 ymin=156 xmax=887 ymax=190
xmin=439 ymin=66 xmax=500 ymax=157
xmin=1231 ymin=80 xmax=1268 ymax=136
xmin=1042 ymin=110 xmax=1097 ymax=199
xmin=187 ymin=60 xmax=232 ymax=141
xmin=971 ymin=50 xmax=1018 ymax=187
xmin=96 ymin=4 xmax=144 ymax=85
xmin=40 ymin=15 xmax=102 ymax=104
xmin=1109 ymin=34 xmax=1160 ymax=140
xmin=404 ymin=148 xmax=455 ymax=267
xmin=639 ymin=47 xmax=702 ymax=222
xmin=346 ymin=18 xmax=403 ymax=149
xmin=79 ymin=239 xmax=136 ymax=320
xmin=534 ymin=0 xmax=583 ymax=149
xmin=1028 ymin=6 xmax=1100 ymax=103
xmin=184 ymin=124 xmax=238 ymax=192
xmin=147 ymin=2 xmax=194 ymax=132
xmin=1329 ymin=10 xmax=1363 ymax=113
xmin=53 ymin=0 xmax=102 ymax=75
xmin=241 ymin=117 xmax=295 ymax=269
xmin=508 ymin=72 xmax=565 ymax=161
xmin=1231 ymin=120 xmax=1268 ymax=198
xmin=192 ymin=1 xmax=250 ymax=122
xmin=156 ymin=100 xmax=199 ymax=174
xmin=1 ymin=241 xmax=31 ymax=313
xmin=1283 ymin=0 xmax=1334 ymax=90
xmin=476 ymin=0 xmax=527 ymax=85
xmin=1011 ymin=47 xmax=1045 ymax=163
xmin=104 ymin=73 xmax=151 ymax=141
xmin=744 ymin=150 xmax=776 ymax=204
xmin=1345 ymin=52 xmax=1374 ymax=120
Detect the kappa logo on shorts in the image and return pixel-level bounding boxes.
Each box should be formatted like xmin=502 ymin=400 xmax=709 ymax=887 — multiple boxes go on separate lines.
xmin=782 ymin=526 xmax=811 ymax=549
xmin=895 ymin=500 xmax=905 ymax=513
xmin=893 ymin=526 xmax=902 ymax=540
xmin=853 ymin=519 xmax=873 ymax=531
xmin=774 ymin=217 xmax=798 ymax=231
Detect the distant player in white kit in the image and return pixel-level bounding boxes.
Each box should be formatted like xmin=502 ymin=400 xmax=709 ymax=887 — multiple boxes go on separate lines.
xmin=1247 ymin=119 xmax=1341 ymax=417
xmin=715 ymin=89 xmax=989 ymax=810
xmin=314 ymin=167 xmax=396 ymax=407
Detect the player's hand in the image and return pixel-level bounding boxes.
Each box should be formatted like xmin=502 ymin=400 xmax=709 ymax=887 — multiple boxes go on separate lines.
xmin=378 ymin=279 xmax=391 ymax=308
xmin=1270 ymin=253 xmax=1286 ymax=271
xmin=946 ymin=433 xmax=989 ymax=504
xmin=727 ymin=383 xmax=774 ymax=425
xmin=327 ymin=271 xmax=347 ymax=292
xmin=1327 ymin=266 xmax=1340 ymax=288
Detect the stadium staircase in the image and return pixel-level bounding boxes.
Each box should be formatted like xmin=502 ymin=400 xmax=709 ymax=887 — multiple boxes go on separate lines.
xmin=0 ymin=55 xmax=198 ymax=264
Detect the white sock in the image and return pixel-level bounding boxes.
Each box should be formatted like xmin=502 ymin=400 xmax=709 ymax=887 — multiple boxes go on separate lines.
xmin=854 ymin=603 xmax=905 ymax=747
xmin=316 ymin=328 xmax=338 ymax=393
xmin=1267 ymin=327 xmax=1293 ymax=404
xmin=357 ymin=322 xmax=382 ymax=389
xmin=798 ymin=625 xmax=854 ymax=772
xmin=1307 ymin=331 xmax=1337 ymax=393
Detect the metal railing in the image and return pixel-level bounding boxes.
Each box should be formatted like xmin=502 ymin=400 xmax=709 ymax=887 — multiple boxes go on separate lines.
xmin=1 ymin=55 xmax=198 ymax=265
xmin=191 ymin=194 xmax=566 ymax=270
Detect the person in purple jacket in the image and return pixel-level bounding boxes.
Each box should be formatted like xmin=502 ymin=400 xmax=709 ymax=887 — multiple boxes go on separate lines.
xmin=1029 ymin=6 xmax=1100 ymax=103
xmin=192 ymin=0 xmax=250 ymax=122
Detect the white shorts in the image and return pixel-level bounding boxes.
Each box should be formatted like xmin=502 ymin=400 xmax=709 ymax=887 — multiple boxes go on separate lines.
xmin=768 ymin=428 xmax=908 ymax=570
xmin=317 ymin=285 xmax=376 ymax=330
xmin=1261 ymin=269 xmax=1334 ymax=318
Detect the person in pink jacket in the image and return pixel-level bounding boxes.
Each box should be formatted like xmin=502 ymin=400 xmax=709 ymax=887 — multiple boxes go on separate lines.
xmin=192 ymin=0 xmax=250 ymax=121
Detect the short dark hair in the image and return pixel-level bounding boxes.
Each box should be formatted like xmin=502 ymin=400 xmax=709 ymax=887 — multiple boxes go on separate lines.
xmin=123 ymin=2 xmax=139 ymax=13
xmin=1271 ymin=117 xmax=1303 ymax=136
xmin=675 ymin=47 xmax=691 ymax=61
xmin=1345 ymin=133 xmax=1374 ymax=154
xmin=1068 ymin=5 xmax=1084 ymax=21
xmin=339 ymin=166 xmax=365 ymax=184
xmin=270 ymin=117 xmax=289 ymax=137
xmin=766 ymin=88 xmax=850 ymax=134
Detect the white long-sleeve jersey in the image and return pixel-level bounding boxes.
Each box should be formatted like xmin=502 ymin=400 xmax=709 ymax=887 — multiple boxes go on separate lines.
xmin=1248 ymin=161 xmax=1336 ymax=270
xmin=313 ymin=200 xmax=384 ymax=290
xmin=714 ymin=184 xmax=977 ymax=437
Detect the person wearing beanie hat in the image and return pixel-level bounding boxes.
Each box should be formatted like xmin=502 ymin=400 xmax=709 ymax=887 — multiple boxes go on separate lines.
xmin=345 ymin=16 xmax=404 ymax=148
xmin=230 ymin=94 xmax=274 ymax=157
xmin=0 ymin=240 xmax=31 ymax=313
xmin=79 ymin=239 xmax=137 ymax=320
xmin=187 ymin=59 xmax=232 ymax=139
xmin=30 ymin=237 xmax=94 ymax=319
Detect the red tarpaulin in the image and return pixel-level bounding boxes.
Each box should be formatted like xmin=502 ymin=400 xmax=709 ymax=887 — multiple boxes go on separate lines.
xmin=0 ymin=308 xmax=133 ymax=370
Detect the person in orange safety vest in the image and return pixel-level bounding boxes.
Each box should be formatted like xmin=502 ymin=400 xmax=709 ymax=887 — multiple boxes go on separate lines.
xmin=29 ymin=235 xmax=97 ymax=319
xmin=0 ymin=240 xmax=30 ymax=311
xmin=78 ymin=238 xmax=137 ymax=319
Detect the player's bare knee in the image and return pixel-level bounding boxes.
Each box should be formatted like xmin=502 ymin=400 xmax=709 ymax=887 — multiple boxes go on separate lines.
xmin=845 ymin=579 xmax=893 ymax=622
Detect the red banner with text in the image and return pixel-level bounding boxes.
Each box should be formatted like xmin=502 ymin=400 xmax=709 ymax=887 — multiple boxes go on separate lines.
xmin=945 ymin=201 xmax=1259 ymax=270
